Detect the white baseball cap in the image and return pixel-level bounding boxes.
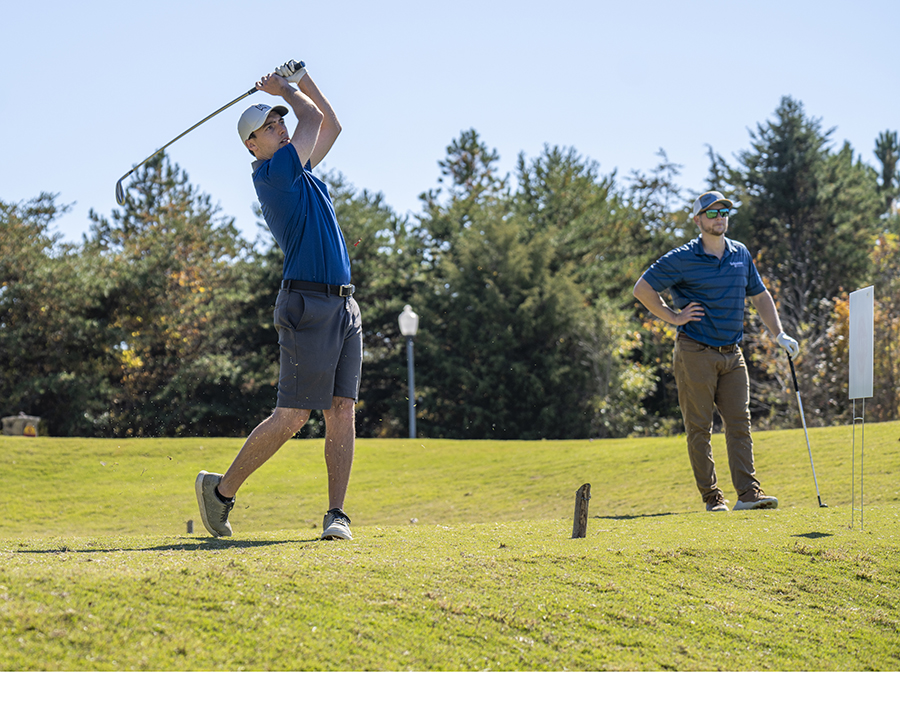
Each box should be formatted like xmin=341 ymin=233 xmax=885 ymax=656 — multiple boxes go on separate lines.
xmin=238 ymin=103 xmax=289 ymax=144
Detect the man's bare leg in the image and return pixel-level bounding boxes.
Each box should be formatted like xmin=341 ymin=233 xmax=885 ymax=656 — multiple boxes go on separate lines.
xmin=218 ymin=407 xmax=310 ymax=498
xmin=322 ymin=396 xmax=356 ymax=510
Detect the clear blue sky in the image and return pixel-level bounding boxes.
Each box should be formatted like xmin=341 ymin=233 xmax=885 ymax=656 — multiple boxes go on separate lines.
xmin=3 ymin=0 xmax=898 ymax=247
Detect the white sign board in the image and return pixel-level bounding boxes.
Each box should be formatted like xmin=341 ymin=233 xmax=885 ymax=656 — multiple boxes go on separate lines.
xmin=849 ymin=286 xmax=874 ymax=400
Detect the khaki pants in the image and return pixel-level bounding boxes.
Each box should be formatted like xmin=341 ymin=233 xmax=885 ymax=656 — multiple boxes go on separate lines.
xmin=673 ymin=335 xmax=759 ymax=503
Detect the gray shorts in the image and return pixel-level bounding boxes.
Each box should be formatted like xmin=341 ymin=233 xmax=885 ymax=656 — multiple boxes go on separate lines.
xmin=273 ymin=288 xmax=363 ymax=410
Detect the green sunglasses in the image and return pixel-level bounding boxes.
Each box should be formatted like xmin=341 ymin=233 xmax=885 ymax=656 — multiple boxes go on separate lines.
xmin=702 ymin=208 xmax=733 ymax=218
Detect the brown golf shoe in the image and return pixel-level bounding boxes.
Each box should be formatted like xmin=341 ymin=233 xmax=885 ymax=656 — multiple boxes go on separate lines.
xmin=734 ymin=489 xmax=778 ymax=510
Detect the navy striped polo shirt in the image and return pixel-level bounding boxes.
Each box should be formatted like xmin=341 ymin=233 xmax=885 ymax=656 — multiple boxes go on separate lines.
xmin=641 ymin=236 xmax=765 ymax=347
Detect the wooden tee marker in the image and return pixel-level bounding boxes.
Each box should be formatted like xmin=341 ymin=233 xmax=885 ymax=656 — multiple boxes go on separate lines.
xmin=572 ymin=483 xmax=591 ymax=538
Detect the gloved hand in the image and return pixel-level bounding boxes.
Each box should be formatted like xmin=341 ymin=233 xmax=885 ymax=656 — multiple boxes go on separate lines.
xmin=777 ymin=331 xmax=800 ymax=360
xmin=275 ymin=60 xmax=307 ymax=83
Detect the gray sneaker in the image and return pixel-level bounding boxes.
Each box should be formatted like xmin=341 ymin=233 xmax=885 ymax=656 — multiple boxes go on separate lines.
xmin=706 ymin=493 xmax=729 ymax=512
xmin=195 ymin=471 xmax=235 ymax=537
xmin=734 ymin=489 xmax=778 ymax=510
xmin=321 ymin=508 xmax=353 ymax=540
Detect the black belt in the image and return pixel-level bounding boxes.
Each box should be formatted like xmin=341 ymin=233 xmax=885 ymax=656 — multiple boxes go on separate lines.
xmin=281 ymin=280 xmax=355 ymax=297
xmin=679 ymin=334 xmax=738 ymax=353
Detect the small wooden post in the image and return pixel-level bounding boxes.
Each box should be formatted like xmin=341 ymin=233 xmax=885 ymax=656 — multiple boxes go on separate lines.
xmin=572 ymin=483 xmax=591 ymax=538
xmin=186 ymin=519 xmax=194 ymax=534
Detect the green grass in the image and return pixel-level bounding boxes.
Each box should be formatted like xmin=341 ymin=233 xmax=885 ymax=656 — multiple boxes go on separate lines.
xmin=1 ymin=422 xmax=899 ymax=672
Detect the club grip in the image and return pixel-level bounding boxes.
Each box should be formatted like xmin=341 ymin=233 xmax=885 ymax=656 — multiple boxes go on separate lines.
xmin=788 ymin=354 xmax=799 ymax=392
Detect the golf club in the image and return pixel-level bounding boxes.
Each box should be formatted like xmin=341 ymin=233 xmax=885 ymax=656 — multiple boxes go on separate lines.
xmin=115 ymin=87 xmax=258 ymax=206
xmin=788 ymin=354 xmax=828 ymax=507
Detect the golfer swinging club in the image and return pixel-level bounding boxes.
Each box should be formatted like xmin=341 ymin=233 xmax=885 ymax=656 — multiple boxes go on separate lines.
xmin=633 ymin=191 xmax=800 ymax=512
xmin=195 ymin=60 xmax=362 ymax=539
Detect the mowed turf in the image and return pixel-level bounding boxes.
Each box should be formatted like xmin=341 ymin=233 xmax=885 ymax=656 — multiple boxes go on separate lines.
xmin=3 ymin=422 xmax=898 ymax=536
xmin=0 ymin=422 xmax=898 ymax=671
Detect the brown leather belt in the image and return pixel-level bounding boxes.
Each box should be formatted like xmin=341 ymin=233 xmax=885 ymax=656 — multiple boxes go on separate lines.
xmin=678 ymin=334 xmax=738 ymax=353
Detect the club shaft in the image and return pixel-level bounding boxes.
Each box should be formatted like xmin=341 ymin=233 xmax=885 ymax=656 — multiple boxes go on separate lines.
xmin=118 ymin=87 xmax=258 ymax=183
xmin=794 ymin=388 xmax=822 ymax=497
xmin=788 ymin=354 xmax=825 ymax=504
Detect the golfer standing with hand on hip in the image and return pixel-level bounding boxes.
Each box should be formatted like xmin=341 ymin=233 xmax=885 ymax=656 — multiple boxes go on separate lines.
xmin=195 ymin=60 xmax=362 ymax=540
xmin=633 ymin=191 xmax=800 ymax=512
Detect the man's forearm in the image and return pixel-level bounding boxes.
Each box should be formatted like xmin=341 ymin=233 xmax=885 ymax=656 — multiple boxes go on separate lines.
xmin=283 ymin=83 xmax=324 ymax=124
xmin=633 ymin=277 xmax=705 ymax=327
xmin=634 ymin=279 xmax=679 ymax=324
xmin=298 ymin=75 xmax=340 ymax=133
xmin=297 ymin=74 xmax=341 ymax=166
xmin=751 ymin=290 xmax=784 ymax=337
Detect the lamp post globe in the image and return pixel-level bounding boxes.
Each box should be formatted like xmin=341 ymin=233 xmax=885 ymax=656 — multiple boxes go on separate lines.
xmin=399 ymin=305 xmax=419 ymax=337
xmin=398 ymin=306 xmax=419 ymax=438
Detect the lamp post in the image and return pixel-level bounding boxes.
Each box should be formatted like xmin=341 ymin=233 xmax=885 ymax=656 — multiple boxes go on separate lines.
xmin=398 ymin=305 xmax=419 ymax=439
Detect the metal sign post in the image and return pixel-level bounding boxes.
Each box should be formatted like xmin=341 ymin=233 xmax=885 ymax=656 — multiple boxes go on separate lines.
xmin=848 ymin=286 xmax=874 ymax=530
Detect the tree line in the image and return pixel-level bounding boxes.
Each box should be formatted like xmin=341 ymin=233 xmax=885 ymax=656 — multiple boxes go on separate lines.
xmin=2 ymin=96 xmax=899 ymax=439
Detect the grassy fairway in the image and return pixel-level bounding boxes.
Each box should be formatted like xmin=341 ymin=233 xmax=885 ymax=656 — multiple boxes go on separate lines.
xmin=1 ymin=422 xmax=898 ymax=672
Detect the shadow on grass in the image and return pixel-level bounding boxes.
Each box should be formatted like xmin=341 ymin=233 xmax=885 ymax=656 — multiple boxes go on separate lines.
xmin=792 ymin=532 xmax=834 ymax=539
xmin=594 ymin=513 xmax=677 ymax=520
xmin=11 ymin=537 xmax=323 ymax=555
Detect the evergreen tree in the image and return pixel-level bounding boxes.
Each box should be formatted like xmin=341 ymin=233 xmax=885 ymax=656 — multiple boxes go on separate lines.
xmin=874 ymin=130 xmax=900 ymax=214
xmin=86 ymin=154 xmax=276 ymax=436
xmin=0 ymin=195 xmax=115 ymax=435
xmin=710 ymin=97 xmax=880 ymax=332
xmin=707 ymin=97 xmax=883 ymax=426
xmin=515 ymin=145 xmax=667 ymax=435
xmin=413 ymin=131 xmax=593 ymax=438
xmin=516 ymin=145 xmax=638 ymax=304
xmin=416 ymin=204 xmax=590 ymax=438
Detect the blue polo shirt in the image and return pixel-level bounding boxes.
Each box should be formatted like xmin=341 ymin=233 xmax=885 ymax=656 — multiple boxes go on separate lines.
xmin=641 ymin=236 xmax=765 ymax=346
xmin=251 ymin=143 xmax=351 ymax=285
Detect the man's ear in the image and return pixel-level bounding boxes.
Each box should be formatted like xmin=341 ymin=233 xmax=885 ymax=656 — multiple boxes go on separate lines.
xmin=245 ymin=138 xmax=258 ymax=158
xmin=692 ymin=215 xmax=700 ymax=228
